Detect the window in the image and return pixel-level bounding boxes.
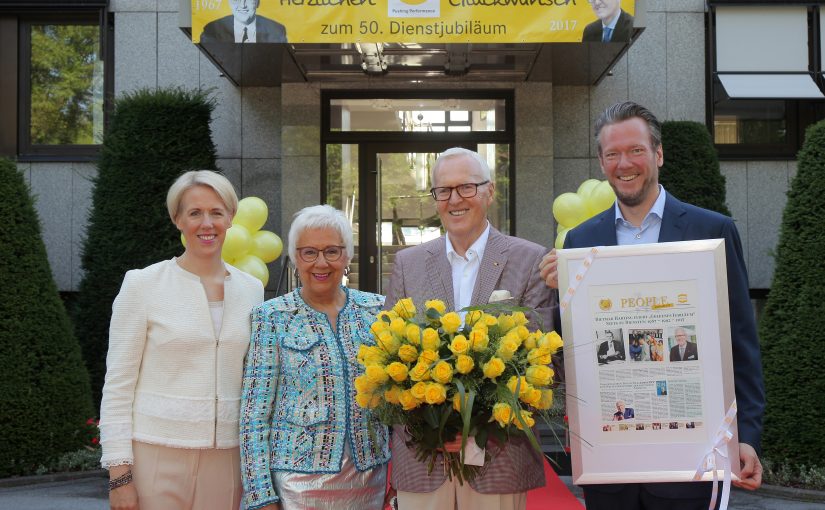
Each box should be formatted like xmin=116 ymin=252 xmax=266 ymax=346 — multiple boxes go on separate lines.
xmin=707 ymin=3 xmax=825 ymax=159
xmin=0 ymin=4 xmax=111 ymax=160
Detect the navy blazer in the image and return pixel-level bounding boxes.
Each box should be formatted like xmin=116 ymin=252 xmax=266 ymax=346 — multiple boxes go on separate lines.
xmin=565 ymin=192 xmax=765 ymax=498
xmin=581 ymin=9 xmax=634 ymax=42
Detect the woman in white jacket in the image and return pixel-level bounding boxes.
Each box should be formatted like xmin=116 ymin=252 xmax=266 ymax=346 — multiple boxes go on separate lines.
xmin=99 ymin=170 xmax=264 ymax=510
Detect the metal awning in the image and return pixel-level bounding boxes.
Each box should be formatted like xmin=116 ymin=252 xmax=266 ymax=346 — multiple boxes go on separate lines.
xmin=718 ymin=74 xmax=824 ymax=99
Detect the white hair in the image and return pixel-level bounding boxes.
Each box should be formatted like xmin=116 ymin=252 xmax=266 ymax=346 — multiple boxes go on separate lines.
xmin=288 ymin=205 xmax=354 ymax=265
xmin=430 ymin=147 xmax=492 ymax=186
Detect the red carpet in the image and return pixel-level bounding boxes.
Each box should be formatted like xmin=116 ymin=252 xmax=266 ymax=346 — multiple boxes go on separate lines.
xmin=527 ymin=459 xmax=585 ymax=510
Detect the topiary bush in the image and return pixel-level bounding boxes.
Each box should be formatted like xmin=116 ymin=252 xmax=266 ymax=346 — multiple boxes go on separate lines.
xmin=759 ymin=119 xmax=825 ymax=467
xmin=74 ymin=87 xmax=217 ymax=406
xmin=0 ymin=157 xmax=94 ymax=477
xmin=660 ymin=121 xmax=731 ymax=216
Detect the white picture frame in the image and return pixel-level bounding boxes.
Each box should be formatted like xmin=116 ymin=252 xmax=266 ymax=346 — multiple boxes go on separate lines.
xmin=558 ymin=239 xmax=740 ymax=485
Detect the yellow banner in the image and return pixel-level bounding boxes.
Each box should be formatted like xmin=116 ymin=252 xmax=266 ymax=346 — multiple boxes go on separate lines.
xmin=192 ymin=0 xmax=636 ymax=44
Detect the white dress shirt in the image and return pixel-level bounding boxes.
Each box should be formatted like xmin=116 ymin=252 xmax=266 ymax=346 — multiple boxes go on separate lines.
xmin=234 ymin=18 xmax=257 ymax=43
xmin=445 ymin=222 xmax=490 ymax=320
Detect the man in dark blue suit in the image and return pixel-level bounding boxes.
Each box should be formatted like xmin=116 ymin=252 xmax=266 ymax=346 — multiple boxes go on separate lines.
xmin=539 ymin=101 xmax=765 ymax=509
xmin=200 ymin=0 xmax=287 ymax=43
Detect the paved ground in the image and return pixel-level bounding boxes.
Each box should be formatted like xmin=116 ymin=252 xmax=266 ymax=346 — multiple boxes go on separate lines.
xmin=1 ymin=474 xmax=824 ymax=510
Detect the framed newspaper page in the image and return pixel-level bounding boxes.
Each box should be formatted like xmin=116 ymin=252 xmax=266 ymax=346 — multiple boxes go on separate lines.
xmin=558 ymin=239 xmax=741 ymax=485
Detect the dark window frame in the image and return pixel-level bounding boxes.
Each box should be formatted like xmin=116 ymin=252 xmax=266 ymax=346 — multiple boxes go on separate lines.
xmin=1 ymin=5 xmax=113 ymax=162
xmin=706 ymin=3 xmax=825 ymax=160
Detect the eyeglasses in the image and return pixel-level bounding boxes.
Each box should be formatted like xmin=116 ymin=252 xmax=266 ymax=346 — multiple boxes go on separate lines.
xmin=296 ymin=245 xmax=346 ymax=263
xmin=429 ymin=181 xmax=490 ymax=201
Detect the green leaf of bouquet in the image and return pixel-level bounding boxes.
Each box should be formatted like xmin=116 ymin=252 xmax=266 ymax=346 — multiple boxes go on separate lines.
xmin=426 ymin=308 xmax=442 ymax=320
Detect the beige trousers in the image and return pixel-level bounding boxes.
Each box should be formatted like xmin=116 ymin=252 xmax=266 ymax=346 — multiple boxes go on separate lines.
xmin=397 ymin=478 xmax=527 ymax=510
xmin=132 ymin=441 xmax=242 ymax=510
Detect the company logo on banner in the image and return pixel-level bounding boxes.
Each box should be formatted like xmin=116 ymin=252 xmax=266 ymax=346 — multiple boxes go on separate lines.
xmin=388 ymin=0 xmax=440 ymax=19
xmin=191 ymin=0 xmax=635 ymax=44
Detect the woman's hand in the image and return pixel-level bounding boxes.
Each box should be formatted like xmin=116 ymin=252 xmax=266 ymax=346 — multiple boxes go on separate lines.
xmin=108 ymin=465 xmax=138 ymax=510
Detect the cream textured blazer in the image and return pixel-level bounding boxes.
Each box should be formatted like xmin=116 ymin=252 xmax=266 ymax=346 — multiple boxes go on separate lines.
xmin=99 ymin=258 xmax=264 ymax=467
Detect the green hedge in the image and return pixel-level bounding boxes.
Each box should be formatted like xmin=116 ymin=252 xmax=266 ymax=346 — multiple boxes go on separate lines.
xmin=0 ymin=158 xmax=94 ymax=477
xmin=660 ymin=121 xmax=731 ymax=216
xmin=74 ymin=88 xmax=217 ymax=405
xmin=760 ymin=120 xmax=825 ymax=465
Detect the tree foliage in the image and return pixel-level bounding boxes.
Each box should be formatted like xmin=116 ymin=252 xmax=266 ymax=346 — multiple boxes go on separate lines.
xmin=0 ymin=158 xmax=94 ymax=477
xmin=30 ymin=23 xmax=101 ymax=145
xmin=760 ymin=120 xmax=825 ymax=466
xmin=660 ymin=121 xmax=731 ymax=216
xmin=74 ymin=88 xmax=217 ymax=405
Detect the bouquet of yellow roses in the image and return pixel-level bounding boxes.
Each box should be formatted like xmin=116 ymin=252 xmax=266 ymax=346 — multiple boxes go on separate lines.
xmin=354 ymin=297 xmax=563 ymax=483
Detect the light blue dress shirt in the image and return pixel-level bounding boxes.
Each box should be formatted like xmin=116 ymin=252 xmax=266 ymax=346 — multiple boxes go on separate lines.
xmin=614 ymin=184 xmax=667 ymax=245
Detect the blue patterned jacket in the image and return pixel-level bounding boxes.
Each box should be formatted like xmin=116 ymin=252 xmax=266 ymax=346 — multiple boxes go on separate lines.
xmin=240 ymin=287 xmax=391 ymax=510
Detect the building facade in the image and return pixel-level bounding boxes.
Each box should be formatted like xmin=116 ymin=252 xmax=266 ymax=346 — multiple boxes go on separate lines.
xmin=2 ymin=0 xmax=822 ymax=297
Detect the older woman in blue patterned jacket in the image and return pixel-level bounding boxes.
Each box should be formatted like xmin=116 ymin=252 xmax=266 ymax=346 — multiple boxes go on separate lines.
xmin=240 ymin=205 xmax=390 ymax=510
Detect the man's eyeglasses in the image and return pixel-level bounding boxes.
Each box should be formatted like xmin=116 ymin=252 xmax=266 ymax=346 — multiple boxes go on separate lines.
xmin=429 ymin=181 xmax=490 ymax=201
xmin=296 ymin=246 xmax=346 ymax=263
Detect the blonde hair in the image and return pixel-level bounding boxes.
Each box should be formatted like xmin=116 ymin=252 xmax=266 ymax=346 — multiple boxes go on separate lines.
xmin=166 ymin=170 xmax=238 ymax=222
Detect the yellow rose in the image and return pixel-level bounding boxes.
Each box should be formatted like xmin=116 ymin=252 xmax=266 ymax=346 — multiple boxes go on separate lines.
xmin=469 ymin=329 xmax=489 ymax=351
xmin=516 ymin=325 xmax=530 ymax=341
xmin=389 ymin=318 xmax=407 ymax=336
xmin=452 ymin=393 xmax=463 ymax=412
xmin=399 ymin=390 xmax=420 ymax=411
xmin=398 ymin=344 xmax=419 ymax=363
xmin=431 ymin=361 xmax=454 ymax=384
xmin=354 ymin=374 xmax=377 ymax=393
xmin=384 ymin=385 xmax=402 ymax=404
xmin=534 ymin=389 xmax=554 ymax=410
xmin=357 ymin=344 xmax=369 ymax=364
xmin=409 ymin=362 xmax=431 ymax=382
xmin=527 ymin=347 xmax=552 ymax=366
xmin=496 ymin=338 xmax=518 ymax=361
xmin=482 ymin=357 xmax=506 ymax=380
xmin=455 ymin=354 xmax=475 ymax=374
xmin=405 ymin=323 xmax=421 ymax=345
xmin=370 ymin=394 xmax=382 ymax=408
xmin=355 ymin=392 xmax=373 ymax=408
xmin=492 ymin=402 xmax=513 ymax=427
xmin=440 ymin=312 xmax=462 ymax=334
xmin=411 ymin=381 xmax=428 ymax=401
xmin=511 ymin=311 xmax=528 ymax=327
xmin=526 ymin=365 xmax=554 ymax=387
xmin=376 ymin=310 xmax=398 ymax=322
xmin=507 ymin=376 xmax=531 ymax=398
xmin=386 ymin=362 xmax=409 ymax=383
xmin=465 ymin=310 xmax=483 ymax=326
xmin=365 ymin=365 xmax=389 ymax=385
xmin=360 ymin=345 xmax=388 ymax=366
xmin=376 ymin=330 xmax=400 ymax=355
xmin=370 ymin=319 xmax=389 ymax=336
xmin=449 ymin=335 xmax=470 ymax=355
xmin=424 ymin=383 xmax=447 ymax=405
xmin=523 ymin=332 xmax=538 ymax=351
xmin=504 ymin=330 xmax=523 ymax=348
xmin=392 ymin=298 xmax=416 ymax=319
xmin=422 ymin=328 xmax=441 ymax=351
xmin=418 ymin=349 xmax=439 ymax=366
xmin=497 ymin=314 xmax=515 ymax=332
xmin=521 ymin=387 xmax=543 ymax=407
xmin=424 ymin=299 xmax=447 ymax=316
xmin=483 ymin=314 xmax=498 ymax=327
xmin=538 ymin=331 xmax=564 ymax=353
xmin=514 ymin=409 xmax=535 ymax=430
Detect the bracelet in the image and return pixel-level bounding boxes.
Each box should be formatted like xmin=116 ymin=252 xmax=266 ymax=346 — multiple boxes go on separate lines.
xmin=108 ymin=470 xmax=133 ymax=491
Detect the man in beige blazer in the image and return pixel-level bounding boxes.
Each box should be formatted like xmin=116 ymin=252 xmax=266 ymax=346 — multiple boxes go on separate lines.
xmin=384 ymin=147 xmax=556 ymax=510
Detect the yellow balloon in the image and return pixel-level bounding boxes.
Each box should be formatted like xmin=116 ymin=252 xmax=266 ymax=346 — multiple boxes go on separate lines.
xmin=222 ymin=224 xmax=251 ymax=262
xmin=555 ymin=227 xmax=570 ymax=250
xmin=552 ymin=192 xmax=589 ymax=228
xmin=250 ymin=230 xmax=283 ymax=263
xmin=234 ymin=197 xmax=268 ymax=233
xmin=576 ymin=179 xmax=600 ymax=198
xmin=234 ymin=254 xmax=269 ymax=286
xmin=586 ymin=180 xmax=617 ymax=216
